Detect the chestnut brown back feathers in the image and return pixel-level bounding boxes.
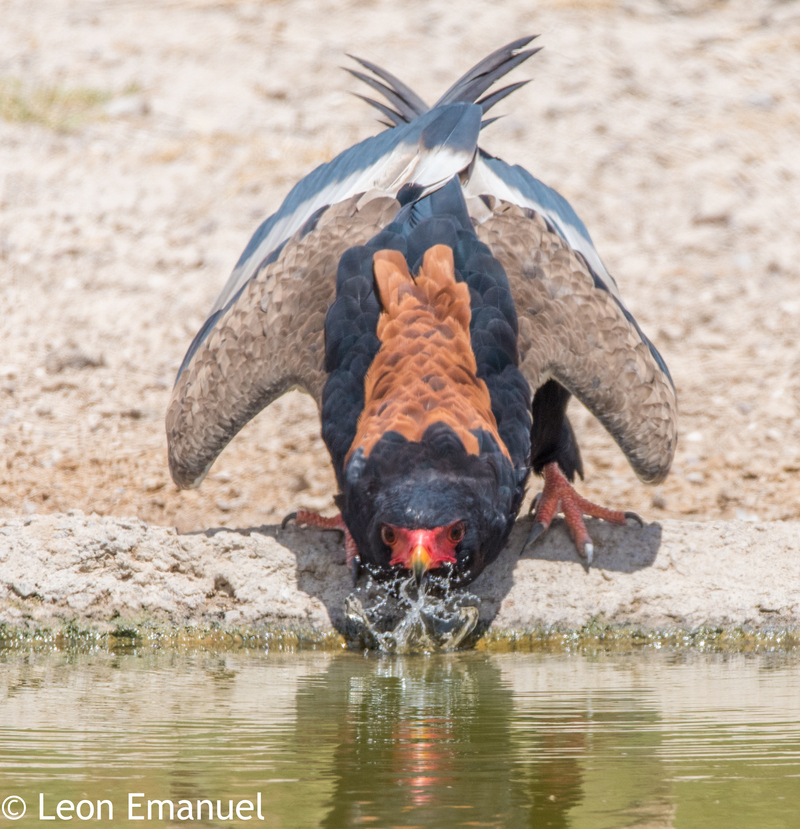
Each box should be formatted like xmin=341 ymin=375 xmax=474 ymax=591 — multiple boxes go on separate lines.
xmin=348 ymin=245 xmax=509 ymax=463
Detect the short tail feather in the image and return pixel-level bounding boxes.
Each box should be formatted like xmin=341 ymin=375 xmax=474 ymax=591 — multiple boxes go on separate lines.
xmin=348 ymin=35 xmax=540 ymax=129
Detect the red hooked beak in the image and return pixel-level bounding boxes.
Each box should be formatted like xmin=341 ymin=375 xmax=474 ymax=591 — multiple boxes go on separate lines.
xmin=384 ymin=522 xmax=465 ymax=584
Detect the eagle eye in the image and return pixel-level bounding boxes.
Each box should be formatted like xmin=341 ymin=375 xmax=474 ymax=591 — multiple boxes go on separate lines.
xmin=448 ymin=522 xmax=466 ymax=544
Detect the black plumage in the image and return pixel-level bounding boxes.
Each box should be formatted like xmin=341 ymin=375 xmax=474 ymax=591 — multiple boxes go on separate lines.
xmin=166 ymin=38 xmax=677 ymax=581
xmin=322 ymin=179 xmax=531 ymax=584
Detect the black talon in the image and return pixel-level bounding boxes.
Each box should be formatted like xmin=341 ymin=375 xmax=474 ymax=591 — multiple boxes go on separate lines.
xmin=582 ymin=541 xmax=594 ymax=565
xmin=527 ymin=492 xmax=542 ymax=516
xmin=520 ymin=521 xmax=547 ymax=555
xmin=624 ymin=511 xmax=644 ymax=527
xmin=281 ymin=511 xmax=298 ymax=530
xmin=350 ymin=557 xmax=361 ymax=586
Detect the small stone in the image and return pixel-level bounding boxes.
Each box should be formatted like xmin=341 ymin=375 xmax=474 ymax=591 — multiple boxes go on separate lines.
xmin=45 ymin=347 xmax=105 ymax=374
xmin=746 ymin=92 xmax=775 ymax=109
xmin=686 ymin=471 xmax=705 ymax=484
xmin=42 ymin=450 xmax=62 ymax=468
xmin=104 ymin=95 xmax=151 ymax=117
xmin=692 ymin=189 xmax=734 ymax=226
xmin=11 ymin=581 xmax=38 ymax=598
xmin=652 ymin=492 xmax=667 ymax=510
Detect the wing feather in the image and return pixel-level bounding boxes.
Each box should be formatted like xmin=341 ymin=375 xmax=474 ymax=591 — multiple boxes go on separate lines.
xmin=174 ymin=103 xmax=483 ymax=387
xmin=464 ymin=153 xmax=624 ymax=301
xmin=351 ymin=93 xmax=406 ymax=127
xmin=346 ymin=55 xmax=429 ymax=119
xmin=433 ymin=36 xmax=540 ymax=108
xmin=471 ymin=200 xmax=677 ymax=484
xmin=348 ymin=36 xmax=539 ymax=127
xmin=344 ymin=69 xmax=423 ymax=123
xmin=205 ymin=103 xmax=483 ymax=332
xmin=168 ymin=39 xmax=677 ymax=495
xmin=166 ymin=196 xmax=400 ymax=489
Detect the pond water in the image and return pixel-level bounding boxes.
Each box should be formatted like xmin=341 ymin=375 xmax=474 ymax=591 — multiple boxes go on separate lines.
xmin=1 ymin=648 xmax=799 ymax=828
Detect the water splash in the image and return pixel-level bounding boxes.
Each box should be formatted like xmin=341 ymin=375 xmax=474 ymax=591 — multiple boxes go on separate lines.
xmin=344 ymin=574 xmax=480 ymax=653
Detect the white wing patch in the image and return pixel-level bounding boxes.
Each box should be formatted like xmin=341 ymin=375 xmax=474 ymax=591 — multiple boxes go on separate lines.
xmin=464 ymin=156 xmax=623 ymax=303
xmin=209 ymin=106 xmax=483 ymax=318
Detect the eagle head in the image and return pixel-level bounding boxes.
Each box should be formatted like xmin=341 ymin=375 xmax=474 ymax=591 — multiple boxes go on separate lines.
xmin=340 ymin=423 xmax=521 ymax=586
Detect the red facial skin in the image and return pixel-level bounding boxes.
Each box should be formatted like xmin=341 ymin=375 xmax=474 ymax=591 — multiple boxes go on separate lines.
xmin=383 ymin=520 xmax=465 ymax=573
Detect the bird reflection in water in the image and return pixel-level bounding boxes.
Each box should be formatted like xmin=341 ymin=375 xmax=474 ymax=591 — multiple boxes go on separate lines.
xmin=394 ymin=717 xmax=456 ymax=807
xmin=293 ymin=655 xmax=592 ymax=828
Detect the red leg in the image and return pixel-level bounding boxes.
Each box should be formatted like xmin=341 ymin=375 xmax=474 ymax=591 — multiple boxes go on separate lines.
xmin=522 ymin=462 xmax=641 ymax=564
xmin=282 ymin=510 xmax=361 ymax=581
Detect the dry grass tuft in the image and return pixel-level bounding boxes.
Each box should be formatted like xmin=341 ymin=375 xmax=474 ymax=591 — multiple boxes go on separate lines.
xmin=0 ymin=78 xmax=112 ymax=132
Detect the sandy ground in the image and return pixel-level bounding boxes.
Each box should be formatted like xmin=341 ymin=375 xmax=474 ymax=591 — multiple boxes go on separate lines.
xmin=2 ymin=511 xmax=799 ymax=635
xmin=2 ymin=0 xmax=800 ymax=542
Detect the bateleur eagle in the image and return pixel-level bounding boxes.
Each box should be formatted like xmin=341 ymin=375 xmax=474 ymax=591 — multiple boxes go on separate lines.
xmin=166 ymin=37 xmax=677 ymax=586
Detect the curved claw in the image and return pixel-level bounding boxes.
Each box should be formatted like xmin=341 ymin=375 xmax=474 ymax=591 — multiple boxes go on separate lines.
xmin=581 ymin=541 xmax=594 ymax=565
xmin=350 ymin=557 xmax=361 ymax=586
xmin=527 ymin=491 xmax=542 ymax=516
xmin=624 ymin=511 xmax=644 ymax=527
xmin=520 ymin=521 xmax=547 ymax=555
xmin=283 ymin=510 xmax=345 ymax=541
xmin=280 ymin=511 xmax=298 ymax=530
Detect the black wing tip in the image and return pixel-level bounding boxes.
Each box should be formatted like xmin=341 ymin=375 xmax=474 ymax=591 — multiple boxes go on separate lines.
xmin=480 ymin=115 xmax=504 ymax=130
xmin=506 ymin=34 xmax=540 ymax=49
xmin=345 ymin=53 xmax=428 ymax=124
xmin=476 ymin=79 xmax=532 ymax=114
xmin=349 ymin=91 xmax=405 ymax=127
xmin=346 ymin=36 xmax=542 ymax=128
xmin=432 ymin=37 xmax=543 ymax=112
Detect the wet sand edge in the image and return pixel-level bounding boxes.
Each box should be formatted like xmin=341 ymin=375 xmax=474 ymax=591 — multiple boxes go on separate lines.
xmin=1 ymin=511 xmax=799 ymax=648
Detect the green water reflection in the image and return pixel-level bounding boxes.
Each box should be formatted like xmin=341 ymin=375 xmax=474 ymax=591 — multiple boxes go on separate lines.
xmin=1 ymin=649 xmax=799 ymax=828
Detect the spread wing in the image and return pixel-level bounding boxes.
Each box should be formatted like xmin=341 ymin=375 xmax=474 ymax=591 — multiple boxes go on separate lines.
xmin=166 ymin=194 xmax=400 ymax=488
xmin=167 ymin=36 xmax=677 ymax=493
xmin=465 ymin=182 xmax=677 ymax=484
xmin=167 ymin=39 xmax=541 ymax=491
xmin=167 ymin=102 xmax=485 ymax=489
xmin=176 ymin=101 xmax=483 ymax=383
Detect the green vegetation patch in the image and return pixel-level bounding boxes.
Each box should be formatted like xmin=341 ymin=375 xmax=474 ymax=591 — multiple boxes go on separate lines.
xmin=474 ymin=619 xmax=800 ymax=655
xmin=0 ymin=620 xmax=348 ymax=655
xmin=1 ymin=618 xmax=799 ymax=656
xmin=0 ymin=77 xmax=112 ymax=131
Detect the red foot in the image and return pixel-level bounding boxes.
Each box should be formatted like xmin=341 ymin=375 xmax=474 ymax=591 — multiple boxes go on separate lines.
xmin=282 ymin=510 xmax=361 ymax=579
xmin=523 ymin=462 xmax=641 ymax=564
